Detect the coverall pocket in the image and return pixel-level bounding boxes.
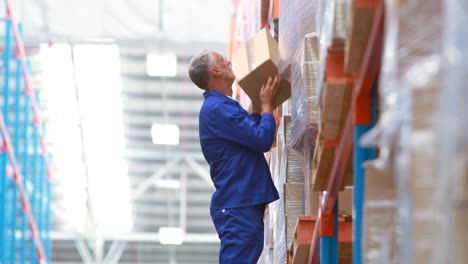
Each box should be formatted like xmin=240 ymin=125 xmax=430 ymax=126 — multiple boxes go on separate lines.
xmin=210 ymin=208 xmax=230 ymax=238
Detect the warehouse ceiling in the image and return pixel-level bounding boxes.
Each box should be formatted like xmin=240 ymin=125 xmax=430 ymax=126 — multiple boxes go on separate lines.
xmin=1 ymin=0 xmax=230 ymax=44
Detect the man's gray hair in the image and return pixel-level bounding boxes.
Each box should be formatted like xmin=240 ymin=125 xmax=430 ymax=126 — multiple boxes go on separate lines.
xmin=188 ymin=50 xmax=214 ymax=90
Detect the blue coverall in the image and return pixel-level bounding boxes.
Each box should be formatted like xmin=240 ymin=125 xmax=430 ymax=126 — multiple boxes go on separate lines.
xmin=199 ymin=90 xmax=279 ymax=263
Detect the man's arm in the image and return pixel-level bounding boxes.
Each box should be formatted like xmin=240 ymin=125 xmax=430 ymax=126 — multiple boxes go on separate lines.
xmin=249 ymin=76 xmax=280 ymax=124
xmin=213 ymin=76 xmax=280 ymax=153
xmin=248 ymin=103 xmax=262 ymax=124
xmin=214 ymin=102 xmax=276 ymax=153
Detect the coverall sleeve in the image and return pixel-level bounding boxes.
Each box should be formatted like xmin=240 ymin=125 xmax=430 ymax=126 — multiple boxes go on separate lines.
xmin=248 ymin=113 xmax=262 ymax=124
xmin=213 ymin=101 xmax=276 ymax=153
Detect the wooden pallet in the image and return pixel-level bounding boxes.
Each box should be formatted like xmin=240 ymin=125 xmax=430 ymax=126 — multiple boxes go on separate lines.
xmin=288 ymin=215 xmax=353 ymax=264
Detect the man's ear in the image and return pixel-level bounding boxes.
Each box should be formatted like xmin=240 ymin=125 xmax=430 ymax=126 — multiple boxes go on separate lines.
xmin=211 ymin=67 xmax=222 ymax=77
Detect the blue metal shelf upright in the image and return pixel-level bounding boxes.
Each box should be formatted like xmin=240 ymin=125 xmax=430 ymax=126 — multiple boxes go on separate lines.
xmin=0 ymin=1 xmax=52 ymax=263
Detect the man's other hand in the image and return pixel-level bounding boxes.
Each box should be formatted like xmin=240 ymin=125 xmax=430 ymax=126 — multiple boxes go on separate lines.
xmin=260 ymin=76 xmax=280 ymax=114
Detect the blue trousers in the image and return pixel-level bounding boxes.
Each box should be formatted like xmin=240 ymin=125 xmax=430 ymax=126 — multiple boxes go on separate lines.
xmin=210 ymin=204 xmax=265 ymax=264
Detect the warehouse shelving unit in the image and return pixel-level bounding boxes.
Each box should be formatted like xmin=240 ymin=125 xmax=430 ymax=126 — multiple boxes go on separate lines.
xmin=0 ymin=1 xmax=52 ymax=263
xmin=227 ymin=0 xmax=384 ymax=263
xmin=308 ymin=1 xmax=384 ymax=263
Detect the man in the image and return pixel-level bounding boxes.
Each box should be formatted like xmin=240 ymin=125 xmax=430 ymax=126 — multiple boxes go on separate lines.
xmin=188 ymin=50 xmax=280 ymax=263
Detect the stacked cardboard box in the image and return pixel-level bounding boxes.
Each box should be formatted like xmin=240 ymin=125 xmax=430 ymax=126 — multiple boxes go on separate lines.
xmin=454 ymin=189 xmax=468 ymax=263
xmin=288 ymin=216 xmax=316 ymax=264
xmin=311 ymin=42 xmax=353 ymax=191
xmin=302 ymin=33 xmax=321 ymax=215
xmin=270 ymin=135 xmax=287 ymax=264
xmin=281 ymin=116 xmax=307 ymax=250
xmin=410 ymin=83 xmax=440 ymax=263
xmin=454 ymin=166 xmax=468 ymax=263
xmin=345 ymin=0 xmax=378 ymax=73
xmin=320 ymin=78 xmax=352 ymax=140
xmin=338 ymin=187 xmax=353 ymax=217
xmin=303 ymin=33 xmax=320 ymax=126
xmin=283 ymin=183 xmax=304 ymax=249
xmin=288 ymin=217 xmax=353 ymax=264
xmin=364 ymin=161 xmax=398 ymax=263
xmin=339 ymin=242 xmax=353 ymax=264
xmin=310 ymin=136 xmax=353 ymax=191
xmin=283 ymin=117 xmax=303 ymax=183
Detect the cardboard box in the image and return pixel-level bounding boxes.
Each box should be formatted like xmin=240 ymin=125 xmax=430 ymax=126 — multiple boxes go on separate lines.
xmin=364 ymin=161 xmax=398 ymax=263
xmin=345 ymin=2 xmax=377 ymax=73
xmin=311 ymin=139 xmax=335 ymax=190
xmin=304 ymin=34 xmax=320 ymax=125
xmin=342 ymin=155 xmax=354 ymax=188
xmin=286 ymin=152 xmax=304 ymax=183
xmin=455 ymin=208 xmax=468 ymax=263
xmin=339 ymin=188 xmax=353 ymax=216
xmin=289 ymin=216 xmax=316 ymax=264
xmin=309 ymin=191 xmax=321 ymax=215
xmin=311 ymin=136 xmax=353 ymax=191
xmin=304 ymin=33 xmax=320 ymax=63
xmin=287 ymin=215 xmax=353 ymax=263
xmin=308 ymin=189 xmax=351 ymax=216
xmin=283 ymin=115 xmax=292 ymax=146
xmin=455 ymin=164 xmax=468 ymax=201
xmin=284 ymin=183 xmax=307 ymax=249
xmin=232 ymin=28 xmax=291 ymax=110
xmin=320 ymin=78 xmax=352 ymax=140
xmin=339 ymin=242 xmax=353 ymax=264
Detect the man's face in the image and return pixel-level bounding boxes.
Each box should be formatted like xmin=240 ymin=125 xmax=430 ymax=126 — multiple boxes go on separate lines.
xmin=211 ymin=52 xmax=236 ymax=84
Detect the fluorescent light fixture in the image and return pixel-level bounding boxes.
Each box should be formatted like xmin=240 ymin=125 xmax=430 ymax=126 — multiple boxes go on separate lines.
xmin=155 ymin=179 xmax=181 ymax=189
xmin=159 ymin=227 xmax=184 ymax=245
xmin=151 ymin=123 xmax=180 ymax=145
xmin=146 ymin=53 xmax=177 ymax=77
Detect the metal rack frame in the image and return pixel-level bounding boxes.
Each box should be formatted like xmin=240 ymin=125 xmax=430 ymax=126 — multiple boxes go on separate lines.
xmin=308 ymin=1 xmax=384 ymax=263
xmin=0 ymin=1 xmax=52 ymax=263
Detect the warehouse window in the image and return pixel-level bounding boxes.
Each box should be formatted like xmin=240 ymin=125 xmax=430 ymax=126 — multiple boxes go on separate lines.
xmin=41 ymin=44 xmax=87 ymax=232
xmin=41 ymin=44 xmax=132 ymax=233
xmin=73 ymin=44 xmax=132 ymax=233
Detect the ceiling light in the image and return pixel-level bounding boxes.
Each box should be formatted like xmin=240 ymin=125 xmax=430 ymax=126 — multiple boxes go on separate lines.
xmin=154 ymin=179 xmax=180 ymax=190
xmin=151 ymin=123 xmax=180 ymax=146
xmin=146 ymin=53 xmax=177 ymax=77
xmin=159 ymin=227 xmax=184 ymax=245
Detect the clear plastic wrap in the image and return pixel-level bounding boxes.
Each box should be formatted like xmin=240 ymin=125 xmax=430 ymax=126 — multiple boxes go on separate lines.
xmin=258 ymin=209 xmax=272 ymax=264
xmin=439 ymin=1 xmax=468 ymax=263
xmin=278 ymin=0 xmax=318 ymax=124
xmin=316 ymin=0 xmax=345 ymax=103
xmin=278 ymin=0 xmax=318 ymax=163
xmin=303 ymin=33 xmax=320 ymax=126
xmin=361 ymin=0 xmax=443 ymax=262
xmin=284 ymin=182 xmax=305 ymax=249
xmin=359 ymin=0 xmax=405 ymax=261
xmin=363 ymin=160 xmax=398 ymax=264
xmin=283 ymin=116 xmax=304 ymax=183
xmin=399 ymin=1 xmax=442 ymax=263
xmin=279 ymin=0 xmax=347 ymax=146
xmin=279 ymin=0 xmax=350 ymax=203
xmin=276 ymin=115 xmax=310 ymax=256
xmin=261 ymin=147 xmax=278 ymax=264
xmin=269 ymin=120 xmax=287 ymax=264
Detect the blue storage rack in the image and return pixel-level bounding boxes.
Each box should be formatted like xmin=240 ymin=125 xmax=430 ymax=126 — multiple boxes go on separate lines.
xmin=0 ymin=4 xmax=52 ymax=263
